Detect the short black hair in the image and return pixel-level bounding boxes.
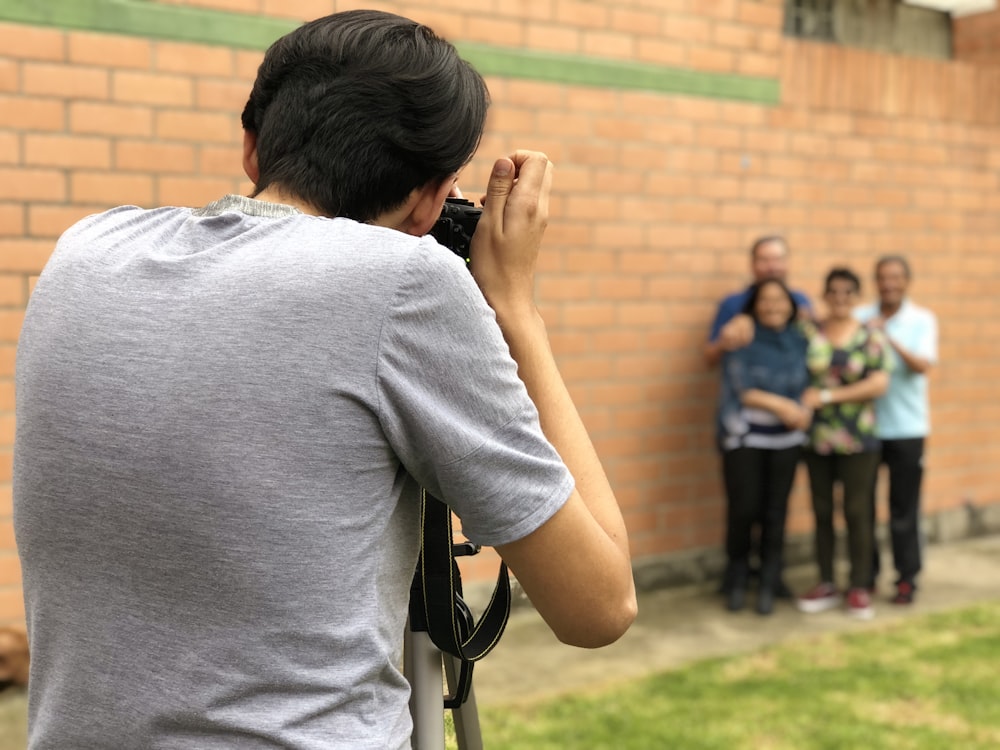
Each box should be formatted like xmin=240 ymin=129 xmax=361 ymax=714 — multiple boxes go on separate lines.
xmin=824 ymin=267 xmax=861 ymax=294
xmin=742 ymin=277 xmax=798 ymax=325
xmin=241 ymin=10 xmax=489 ymax=221
xmin=875 ymin=254 xmax=912 ymax=280
xmin=749 ymin=235 xmax=788 ymax=259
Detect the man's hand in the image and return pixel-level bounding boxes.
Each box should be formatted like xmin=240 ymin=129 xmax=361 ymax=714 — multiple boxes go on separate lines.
xmin=718 ymin=314 xmax=754 ymax=352
xmin=470 ymin=151 xmax=553 ymax=315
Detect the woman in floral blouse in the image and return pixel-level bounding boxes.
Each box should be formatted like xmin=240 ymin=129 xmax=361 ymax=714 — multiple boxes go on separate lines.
xmin=797 ymin=268 xmax=890 ymax=620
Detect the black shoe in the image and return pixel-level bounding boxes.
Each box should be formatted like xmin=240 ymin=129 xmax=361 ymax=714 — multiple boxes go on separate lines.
xmin=775 ymin=580 xmax=794 ymax=600
xmin=756 ymin=588 xmax=775 ymax=616
xmin=727 ymin=587 xmax=747 ymax=612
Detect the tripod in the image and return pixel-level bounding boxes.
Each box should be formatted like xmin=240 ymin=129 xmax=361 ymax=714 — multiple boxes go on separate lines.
xmin=406 ymin=492 xmax=510 ymax=749
xmin=404 ymin=622 xmax=483 ymax=750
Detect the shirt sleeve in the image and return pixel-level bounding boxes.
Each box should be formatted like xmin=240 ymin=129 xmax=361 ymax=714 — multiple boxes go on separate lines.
xmin=708 ymin=296 xmax=738 ymax=342
xmin=374 ymin=240 xmax=574 ymax=547
xmin=916 ymin=310 xmax=939 ymax=363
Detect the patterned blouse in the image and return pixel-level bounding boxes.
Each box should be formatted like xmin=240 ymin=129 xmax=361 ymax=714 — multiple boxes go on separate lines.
xmin=805 ymin=322 xmax=892 ymax=455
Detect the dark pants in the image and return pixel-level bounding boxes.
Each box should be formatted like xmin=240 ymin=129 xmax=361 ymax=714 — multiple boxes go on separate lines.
xmin=804 ymin=451 xmax=880 ymax=590
xmin=722 ymin=446 xmax=801 ymax=592
xmin=871 ymin=437 xmax=925 ymax=586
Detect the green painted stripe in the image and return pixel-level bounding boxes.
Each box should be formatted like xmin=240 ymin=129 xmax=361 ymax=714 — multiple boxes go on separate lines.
xmin=0 ymin=0 xmax=298 ymax=49
xmin=457 ymin=43 xmax=780 ymax=103
xmin=0 ymin=0 xmax=779 ymax=103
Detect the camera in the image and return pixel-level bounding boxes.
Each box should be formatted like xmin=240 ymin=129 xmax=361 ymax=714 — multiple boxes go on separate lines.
xmin=430 ymin=197 xmax=481 ymax=264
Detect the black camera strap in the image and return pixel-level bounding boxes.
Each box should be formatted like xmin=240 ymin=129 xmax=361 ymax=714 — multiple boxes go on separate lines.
xmin=411 ymin=489 xmax=511 ymax=708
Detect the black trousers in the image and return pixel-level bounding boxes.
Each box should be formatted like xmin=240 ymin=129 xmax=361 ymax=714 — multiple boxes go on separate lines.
xmin=871 ymin=437 xmax=925 ymax=585
xmin=722 ymin=445 xmax=801 ymax=591
xmin=804 ymin=450 xmax=880 ymax=590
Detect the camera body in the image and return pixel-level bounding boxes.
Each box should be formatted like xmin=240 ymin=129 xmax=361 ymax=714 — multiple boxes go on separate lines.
xmin=430 ymin=197 xmax=481 ymax=265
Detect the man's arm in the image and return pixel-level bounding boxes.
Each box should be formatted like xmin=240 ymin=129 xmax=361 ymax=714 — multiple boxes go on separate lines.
xmin=704 ymin=313 xmax=754 ymax=367
xmin=472 ymin=152 xmax=636 ymax=648
xmin=865 ymin=314 xmax=937 ymax=375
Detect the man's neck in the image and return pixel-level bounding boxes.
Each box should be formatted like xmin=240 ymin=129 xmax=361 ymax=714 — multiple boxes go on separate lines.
xmin=251 ymin=187 xmax=323 ymax=217
xmin=879 ymin=300 xmax=903 ymax=318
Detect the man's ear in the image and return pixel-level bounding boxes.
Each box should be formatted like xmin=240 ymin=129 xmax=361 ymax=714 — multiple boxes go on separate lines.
xmin=399 ymin=176 xmax=455 ymax=237
xmin=242 ymin=130 xmax=260 ymax=185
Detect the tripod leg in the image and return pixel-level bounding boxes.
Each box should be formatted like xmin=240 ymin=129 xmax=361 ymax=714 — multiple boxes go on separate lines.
xmin=444 ymin=654 xmax=483 ymax=750
xmin=404 ymin=626 xmax=446 ymax=750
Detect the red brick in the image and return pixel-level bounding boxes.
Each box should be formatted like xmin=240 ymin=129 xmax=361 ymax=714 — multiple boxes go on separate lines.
xmin=0 ymin=310 xmax=25 ymax=344
xmin=70 ymin=172 xmax=154 ymax=207
xmin=0 ymin=347 xmax=13 ymax=377
xmin=196 ymin=79 xmax=251 ymax=112
xmin=0 ymin=275 xmax=24 ymax=306
xmin=0 ymin=60 xmax=17 ymax=94
xmin=738 ymin=2 xmax=783 ymax=28
xmin=24 ymin=134 xmax=112 ymax=170
xmin=260 ymin=0 xmax=326 ymax=21
xmin=70 ymin=102 xmax=153 ymax=137
xmin=0 ymin=239 xmax=56 ymax=274
xmin=403 ymin=9 xmax=465 ymax=39
xmin=0 ymin=554 xmax=21 ymax=587
xmin=113 ymin=71 xmax=194 ymax=107
xmin=235 ymin=50 xmax=264 ymax=82
xmin=115 ymin=140 xmax=197 ymax=174
xmin=22 ymin=62 xmax=110 ymax=100
xmin=465 ymin=16 xmax=525 ymax=46
xmin=583 ymin=30 xmax=634 ymax=59
xmin=555 ymin=0 xmax=610 ymax=28
xmin=156 ymin=111 xmax=238 ymax=143
xmin=0 ymin=168 xmax=65 ymax=201
xmin=525 ymin=23 xmax=581 ymax=53
xmin=157 ymin=176 xmax=241 ymax=207
xmin=713 ymin=22 xmax=756 ymax=49
xmin=0 ymin=587 xmax=25 ymax=624
xmin=0 ymin=205 xmax=23 ymax=238
xmin=0 ymin=23 xmax=65 ymax=62
xmin=611 ymin=8 xmax=665 ymax=36
xmin=28 ymin=205 xmax=104 ymax=239
xmin=688 ymin=46 xmax=736 ymax=73
xmin=153 ymin=41 xmax=235 ymax=77
xmin=663 ymin=16 xmax=712 ymax=43
xmin=69 ymin=31 xmax=152 ymax=69
xmin=737 ymin=51 xmax=780 ymax=77
xmin=636 ymin=38 xmax=687 ymax=66
xmin=0 ymin=95 xmax=65 ymax=132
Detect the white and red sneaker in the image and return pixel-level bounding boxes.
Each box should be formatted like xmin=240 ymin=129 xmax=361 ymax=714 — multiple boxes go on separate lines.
xmin=796 ymin=582 xmax=841 ymax=614
xmin=846 ymin=587 xmax=875 ymax=620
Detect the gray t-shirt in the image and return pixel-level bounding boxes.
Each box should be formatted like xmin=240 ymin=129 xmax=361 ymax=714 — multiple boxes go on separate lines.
xmin=14 ymin=195 xmax=573 ymax=749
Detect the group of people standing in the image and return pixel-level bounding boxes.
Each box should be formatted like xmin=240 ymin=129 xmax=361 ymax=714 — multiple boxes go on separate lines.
xmin=707 ymin=237 xmax=938 ymax=620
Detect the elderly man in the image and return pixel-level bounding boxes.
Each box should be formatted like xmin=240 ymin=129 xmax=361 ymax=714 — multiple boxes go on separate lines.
xmin=855 ymin=255 xmax=938 ymax=605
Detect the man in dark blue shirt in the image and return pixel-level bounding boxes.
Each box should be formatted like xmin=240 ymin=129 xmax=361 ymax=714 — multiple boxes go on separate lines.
xmin=704 ymin=236 xmax=812 ymax=367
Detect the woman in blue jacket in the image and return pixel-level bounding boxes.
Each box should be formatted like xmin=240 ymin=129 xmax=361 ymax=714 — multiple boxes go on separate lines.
xmin=718 ymin=278 xmax=811 ymax=615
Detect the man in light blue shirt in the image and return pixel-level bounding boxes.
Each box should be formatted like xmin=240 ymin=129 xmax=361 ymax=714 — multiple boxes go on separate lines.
xmin=855 ymin=255 xmax=938 ymax=605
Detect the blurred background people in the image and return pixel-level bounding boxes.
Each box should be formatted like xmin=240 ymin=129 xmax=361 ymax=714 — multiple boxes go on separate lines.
xmin=716 ymin=279 xmax=811 ymax=615
xmin=797 ymin=268 xmax=890 ymax=621
xmin=855 ymin=255 xmax=938 ymax=605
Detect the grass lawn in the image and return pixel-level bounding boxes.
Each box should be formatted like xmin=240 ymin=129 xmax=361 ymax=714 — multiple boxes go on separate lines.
xmin=2 ymin=601 xmax=998 ymax=749
xmin=469 ymin=600 xmax=1000 ymax=750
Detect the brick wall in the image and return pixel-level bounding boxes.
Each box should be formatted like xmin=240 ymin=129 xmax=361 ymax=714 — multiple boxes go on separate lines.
xmin=954 ymin=8 xmax=1000 ymax=64
xmin=1 ymin=0 xmax=999 ymax=621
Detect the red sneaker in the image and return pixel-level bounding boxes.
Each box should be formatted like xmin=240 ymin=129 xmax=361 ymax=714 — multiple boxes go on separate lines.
xmin=846 ymin=587 xmax=875 ymax=620
xmin=892 ymin=581 xmax=916 ymax=605
xmin=797 ymin=582 xmax=840 ymax=614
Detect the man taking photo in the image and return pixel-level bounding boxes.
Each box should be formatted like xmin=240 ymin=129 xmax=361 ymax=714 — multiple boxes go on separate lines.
xmin=14 ymin=11 xmax=636 ymax=749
